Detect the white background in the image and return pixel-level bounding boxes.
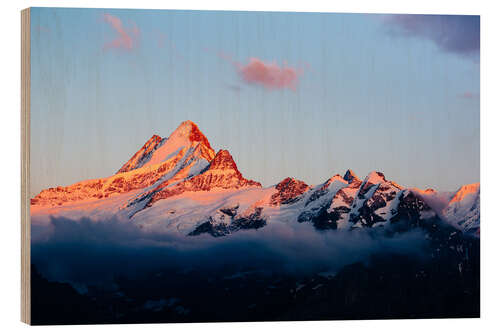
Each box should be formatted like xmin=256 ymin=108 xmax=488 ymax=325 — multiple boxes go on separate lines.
xmin=0 ymin=0 xmax=498 ymax=331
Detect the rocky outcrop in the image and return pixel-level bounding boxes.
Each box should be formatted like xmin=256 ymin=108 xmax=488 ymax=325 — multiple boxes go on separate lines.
xmin=117 ymin=134 xmax=165 ymax=173
xmin=270 ymin=178 xmax=310 ymax=206
xmin=145 ymin=149 xmax=261 ymax=206
xmin=188 ymin=206 xmax=266 ymax=237
xmin=296 ymin=170 xmax=441 ymax=232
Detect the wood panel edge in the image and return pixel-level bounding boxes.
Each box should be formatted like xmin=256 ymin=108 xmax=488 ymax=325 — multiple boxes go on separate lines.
xmin=21 ymin=7 xmax=31 ymax=325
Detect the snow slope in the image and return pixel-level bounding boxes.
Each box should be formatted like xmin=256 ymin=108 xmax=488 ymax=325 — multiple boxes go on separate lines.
xmin=31 ymin=120 xmax=480 ymax=238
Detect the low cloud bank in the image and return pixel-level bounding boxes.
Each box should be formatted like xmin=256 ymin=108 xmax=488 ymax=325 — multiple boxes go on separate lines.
xmin=31 ymin=215 xmax=429 ymax=286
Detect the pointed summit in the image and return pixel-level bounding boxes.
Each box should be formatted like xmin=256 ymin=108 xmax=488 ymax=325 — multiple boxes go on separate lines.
xmin=208 ymin=149 xmax=240 ymax=172
xmin=117 ymin=121 xmax=215 ymax=174
xmin=343 ymin=169 xmax=360 ymax=184
xmin=319 ymin=174 xmax=347 ymax=191
xmin=270 ymin=177 xmax=310 ymax=206
xmin=327 ymin=174 xmax=344 ymax=183
xmin=169 ymin=120 xmax=213 ymax=151
xmin=364 ymin=171 xmax=386 ymax=184
xmin=201 ymin=149 xmax=261 ymax=188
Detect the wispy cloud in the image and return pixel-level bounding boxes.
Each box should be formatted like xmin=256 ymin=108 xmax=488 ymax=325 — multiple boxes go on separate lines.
xmin=383 ymin=15 xmax=479 ymax=59
xmin=212 ymin=50 xmax=304 ymax=91
xmin=458 ymin=91 xmax=479 ymax=99
xmin=102 ymin=13 xmax=140 ymax=51
xmin=237 ymin=58 xmax=303 ymax=91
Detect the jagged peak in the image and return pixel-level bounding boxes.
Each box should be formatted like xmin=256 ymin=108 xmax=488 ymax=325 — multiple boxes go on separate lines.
xmin=363 ymin=171 xmax=387 ymax=184
xmin=343 ymin=169 xmax=360 ymax=183
xmin=276 ymin=177 xmax=293 ymax=187
xmin=169 ymin=120 xmax=213 ymax=151
xmin=149 ymin=134 xmax=162 ymax=141
xmin=319 ymin=174 xmax=347 ymax=190
xmin=327 ymin=174 xmax=345 ymax=183
xmin=140 ymin=134 xmax=164 ymax=149
xmin=208 ymin=149 xmax=239 ymax=171
xmin=275 ymin=177 xmax=309 ymax=190
xmin=116 ymin=134 xmax=165 ymax=174
xmin=270 ymin=177 xmax=310 ymax=206
xmin=205 ymin=149 xmax=261 ymax=186
xmin=120 ymin=121 xmax=216 ymax=173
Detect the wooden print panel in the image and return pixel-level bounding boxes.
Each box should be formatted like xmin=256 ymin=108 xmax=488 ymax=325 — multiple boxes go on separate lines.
xmin=23 ymin=8 xmax=480 ymax=325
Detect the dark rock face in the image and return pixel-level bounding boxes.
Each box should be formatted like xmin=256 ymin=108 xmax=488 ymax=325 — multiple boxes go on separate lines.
xmin=270 ymin=178 xmax=310 ymax=206
xmin=351 ymin=189 xmax=397 ymax=227
xmin=304 ymin=175 xmax=345 ymax=207
xmin=187 ymin=219 xmax=221 ymax=237
xmin=189 ymin=207 xmax=266 ymax=237
xmin=298 ymin=204 xmax=339 ymax=230
xmin=343 ymin=169 xmax=361 ymax=184
xmin=304 ymin=188 xmax=328 ymax=207
xmin=220 ymin=205 xmax=239 ymax=217
xmin=233 ymin=207 xmax=266 ymax=230
xmin=389 ymin=191 xmax=435 ymax=231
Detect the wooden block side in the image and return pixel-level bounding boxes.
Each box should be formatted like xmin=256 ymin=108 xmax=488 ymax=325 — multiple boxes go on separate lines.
xmin=21 ymin=7 xmax=31 ymax=325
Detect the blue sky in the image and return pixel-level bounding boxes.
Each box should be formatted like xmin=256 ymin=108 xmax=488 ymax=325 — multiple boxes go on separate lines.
xmin=30 ymin=8 xmax=479 ymax=196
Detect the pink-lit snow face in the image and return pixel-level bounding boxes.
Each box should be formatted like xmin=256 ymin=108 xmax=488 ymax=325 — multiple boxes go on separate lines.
xmin=237 ymin=58 xmax=302 ymax=91
xmin=449 ymin=183 xmax=480 ymax=204
xmin=102 ymin=14 xmax=139 ymax=51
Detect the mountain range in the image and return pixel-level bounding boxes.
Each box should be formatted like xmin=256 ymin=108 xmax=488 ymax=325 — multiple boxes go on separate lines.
xmin=31 ymin=120 xmax=480 ymax=237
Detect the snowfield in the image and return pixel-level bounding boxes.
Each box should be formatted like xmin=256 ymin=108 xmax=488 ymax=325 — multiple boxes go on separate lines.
xmin=31 ymin=120 xmax=480 ymax=238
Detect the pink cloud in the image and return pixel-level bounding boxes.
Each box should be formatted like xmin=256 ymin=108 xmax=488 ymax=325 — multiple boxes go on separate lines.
xmin=237 ymin=58 xmax=302 ymax=91
xmin=102 ymin=14 xmax=139 ymax=51
xmin=458 ymin=91 xmax=479 ymax=99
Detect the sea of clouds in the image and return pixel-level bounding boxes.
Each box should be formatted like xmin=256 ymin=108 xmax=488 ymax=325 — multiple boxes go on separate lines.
xmin=31 ymin=215 xmax=430 ymax=287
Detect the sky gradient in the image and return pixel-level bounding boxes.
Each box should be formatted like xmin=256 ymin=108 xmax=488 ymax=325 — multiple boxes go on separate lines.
xmin=30 ymin=8 xmax=480 ymax=196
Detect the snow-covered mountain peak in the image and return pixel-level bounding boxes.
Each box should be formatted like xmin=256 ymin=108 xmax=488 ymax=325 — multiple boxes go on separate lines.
xmin=201 ymin=149 xmax=262 ymax=187
xmin=139 ymin=149 xmax=261 ymax=208
xmin=270 ymin=177 xmax=310 ymax=206
xmin=209 ymin=150 xmax=239 ymax=171
xmin=30 ymin=120 xmax=480 ymax=239
xmin=449 ymin=183 xmax=480 ymax=204
xmin=117 ymin=121 xmax=215 ymax=175
xmin=327 ymin=174 xmax=345 ymax=183
xmin=343 ymin=169 xmax=360 ymax=184
xmin=443 ymin=183 xmax=480 ymax=234
xmin=363 ymin=171 xmax=387 ymax=184
xmin=320 ymin=174 xmax=348 ymax=191
xmin=169 ymin=120 xmax=213 ymax=150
